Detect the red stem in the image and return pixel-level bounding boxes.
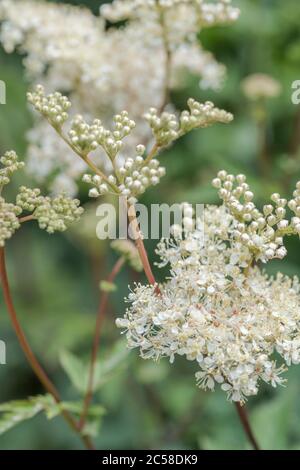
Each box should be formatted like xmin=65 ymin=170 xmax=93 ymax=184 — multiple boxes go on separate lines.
xmin=79 ymin=257 xmax=125 ymax=429
xmin=0 ymin=247 xmax=94 ymax=450
xmin=127 ymin=205 xmax=161 ymax=295
xmin=235 ymin=402 xmax=260 ymax=450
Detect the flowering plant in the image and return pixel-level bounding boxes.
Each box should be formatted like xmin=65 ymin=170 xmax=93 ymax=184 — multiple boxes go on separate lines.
xmin=0 ymin=0 xmax=299 ymax=452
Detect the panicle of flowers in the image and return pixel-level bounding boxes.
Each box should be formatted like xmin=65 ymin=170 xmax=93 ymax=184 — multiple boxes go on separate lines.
xmin=0 ymin=150 xmax=83 ymax=245
xmin=0 ymin=0 xmax=238 ymax=194
xmin=28 ymin=86 xmax=232 ymax=205
xmin=116 ymin=174 xmax=300 ymax=403
xmin=213 ymin=171 xmax=300 ymax=263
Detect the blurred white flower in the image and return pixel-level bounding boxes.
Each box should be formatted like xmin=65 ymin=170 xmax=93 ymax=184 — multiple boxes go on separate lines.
xmin=241 ymin=74 xmax=282 ymax=101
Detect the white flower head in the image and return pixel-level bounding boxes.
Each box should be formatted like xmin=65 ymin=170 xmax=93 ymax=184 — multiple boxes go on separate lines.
xmin=117 ymin=183 xmax=300 ymax=403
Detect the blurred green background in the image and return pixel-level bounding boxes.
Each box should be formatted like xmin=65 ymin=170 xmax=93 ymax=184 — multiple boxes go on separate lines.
xmin=0 ymin=0 xmax=300 ymax=450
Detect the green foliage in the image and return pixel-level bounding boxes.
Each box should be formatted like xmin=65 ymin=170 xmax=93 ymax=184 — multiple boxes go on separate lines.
xmin=0 ymin=395 xmax=55 ymax=435
xmin=251 ymin=391 xmax=293 ymax=450
xmin=60 ymin=341 xmax=130 ymax=394
xmin=0 ymin=394 xmax=105 ymax=439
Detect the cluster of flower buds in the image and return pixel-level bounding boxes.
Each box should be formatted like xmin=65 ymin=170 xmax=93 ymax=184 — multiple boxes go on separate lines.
xmin=180 ymin=98 xmax=233 ymax=133
xmin=0 ymin=198 xmax=21 ymax=246
xmin=17 ymin=185 xmax=83 ymax=234
xmin=111 ymin=239 xmax=143 ymax=272
xmin=212 ymin=171 xmax=300 ymax=263
xmin=16 ymin=187 xmax=44 ymax=212
xmin=145 ymin=99 xmax=233 ymax=147
xmin=28 ymin=87 xmax=232 ymax=207
xmin=117 ymin=146 xmax=166 ymax=204
xmin=33 ymin=194 xmax=83 ymax=234
xmin=144 ymin=109 xmax=179 ymax=146
xmin=68 ymin=112 xmax=135 ymax=159
xmin=0 ymin=151 xmax=25 ymax=188
xmin=0 ymin=151 xmax=23 ymax=246
xmin=27 ymin=85 xmax=71 ymax=128
xmin=82 ymin=173 xmax=115 ymax=198
xmin=83 ymin=144 xmax=166 ymax=204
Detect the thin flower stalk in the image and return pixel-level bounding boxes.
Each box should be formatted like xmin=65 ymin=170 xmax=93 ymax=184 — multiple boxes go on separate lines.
xmin=79 ymin=256 xmax=125 ymax=430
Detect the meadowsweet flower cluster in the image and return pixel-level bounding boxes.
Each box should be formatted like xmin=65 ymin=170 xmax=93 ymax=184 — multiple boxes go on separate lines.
xmin=213 ymin=171 xmax=300 ymax=263
xmin=117 ymin=175 xmax=300 ymax=403
xmin=0 ymin=151 xmax=83 ymax=244
xmin=28 ymin=86 xmax=232 ymax=205
xmin=0 ymin=0 xmax=239 ymax=194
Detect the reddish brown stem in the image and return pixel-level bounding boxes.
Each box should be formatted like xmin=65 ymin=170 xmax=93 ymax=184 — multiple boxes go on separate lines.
xmin=0 ymin=247 xmax=94 ymax=450
xmin=235 ymin=402 xmax=260 ymax=450
xmin=79 ymin=257 xmax=125 ymax=429
xmin=19 ymin=215 xmax=35 ymax=224
xmin=128 ymin=205 xmax=161 ymax=295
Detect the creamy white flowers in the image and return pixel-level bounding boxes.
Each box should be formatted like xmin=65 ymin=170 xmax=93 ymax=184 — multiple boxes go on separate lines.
xmin=117 ymin=177 xmax=300 ymax=403
xmin=0 ymin=0 xmax=239 ymax=194
xmin=213 ymin=171 xmax=300 ymax=263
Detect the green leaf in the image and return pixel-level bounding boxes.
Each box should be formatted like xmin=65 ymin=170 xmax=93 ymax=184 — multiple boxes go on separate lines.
xmin=59 ymin=402 xmax=106 ymax=438
xmin=60 ymin=350 xmax=88 ymax=393
xmin=60 ymin=341 xmax=129 ymax=394
xmin=0 ymin=395 xmax=59 ymax=435
xmin=92 ymin=340 xmax=130 ymax=391
xmin=251 ymin=389 xmax=294 ymax=450
xmin=0 ymin=394 xmax=106 ymax=438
